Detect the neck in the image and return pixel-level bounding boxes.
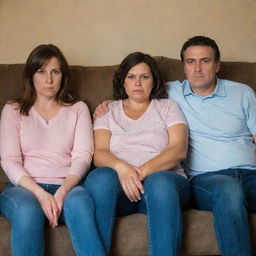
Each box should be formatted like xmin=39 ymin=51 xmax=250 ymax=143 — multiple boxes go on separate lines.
xmin=192 ymin=86 xmax=216 ymax=96
xmin=124 ymin=98 xmax=151 ymax=110
xmin=34 ymin=97 xmax=58 ymax=108
xmin=191 ymin=79 xmax=217 ymax=96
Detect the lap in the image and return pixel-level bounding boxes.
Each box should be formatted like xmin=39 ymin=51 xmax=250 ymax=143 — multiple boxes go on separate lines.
xmin=190 ymin=169 xmax=256 ymax=211
xmin=0 ymin=183 xmax=43 ymax=221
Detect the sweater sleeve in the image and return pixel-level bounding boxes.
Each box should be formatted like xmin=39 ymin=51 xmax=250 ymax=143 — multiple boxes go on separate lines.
xmin=68 ymin=102 xmax=94 ymax=178
xmin=0 ymin=104 xmax=30 ymax=185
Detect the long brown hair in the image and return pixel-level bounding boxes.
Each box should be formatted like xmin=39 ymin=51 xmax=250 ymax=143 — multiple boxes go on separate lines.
xmin=13 ymin=44 xmax=78 ymax=115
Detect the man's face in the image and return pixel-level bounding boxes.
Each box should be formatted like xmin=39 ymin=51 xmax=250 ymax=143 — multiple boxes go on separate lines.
xmin=183 ymin=46 xmax=220 ymax=95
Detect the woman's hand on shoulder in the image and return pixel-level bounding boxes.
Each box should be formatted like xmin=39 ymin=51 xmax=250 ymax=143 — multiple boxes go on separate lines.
xmin=93 ymin=100 xmax=112 ymax=120
xmin=116 ymin=162 xmax=144 ymax=202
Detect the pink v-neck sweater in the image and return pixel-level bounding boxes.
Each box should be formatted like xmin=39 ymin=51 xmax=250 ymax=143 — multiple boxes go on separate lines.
xmin=0 ymin=101 xmax=93 ymax=185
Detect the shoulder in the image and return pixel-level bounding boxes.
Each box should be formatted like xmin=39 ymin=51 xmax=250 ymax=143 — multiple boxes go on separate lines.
xmin=108 ymin=100 xmax=121 ymax=110
xmin=219 ymin=79 xmax=256 ymax=100
xmin=2 ymin=103 xmax=20 ymax=115
xmin=220 ymin=79 xmax=253 ymax=92
xmin=153 ymin=98 xmax=180 ymax=109
xmin=66 ymin=101 xmax=90 ymax=113
xmin=166 ymin=80 xmax=188 ymax=97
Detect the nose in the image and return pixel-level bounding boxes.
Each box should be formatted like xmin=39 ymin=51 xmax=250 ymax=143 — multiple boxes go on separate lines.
xmin=195 ymin=61 xmax=202 ymax=72
xmin=135 ymin=76 xmax=141 ymax=86
xmin=45 ymin=72 xmax=53 ymax=83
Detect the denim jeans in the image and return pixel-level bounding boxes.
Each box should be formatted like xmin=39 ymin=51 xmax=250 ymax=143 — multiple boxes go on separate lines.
xmin=0 ymin=183 xmax=105 ymax=256
xmin=85 ymin=167 xmax=191 ymax=256
xmin=190 ymin=169 xmax=256 ymax=256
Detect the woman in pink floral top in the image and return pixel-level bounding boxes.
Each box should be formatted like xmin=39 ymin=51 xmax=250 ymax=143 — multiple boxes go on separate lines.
xmin=85 ymin=52 xmax=191 ymax=256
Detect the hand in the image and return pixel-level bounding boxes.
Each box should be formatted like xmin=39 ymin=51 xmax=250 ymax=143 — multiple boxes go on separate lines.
xmin=116 ymin=162 xmax=144 ymax=202
xmin=93 ymin=100 xmax=112 ymax=120
xmin=34 ymin=189 xmax=59 ymax=228
xmin=54 ymin=187 xmax=68 ymax=222
xmin=134 ymin=166 xmax=148 ymax=181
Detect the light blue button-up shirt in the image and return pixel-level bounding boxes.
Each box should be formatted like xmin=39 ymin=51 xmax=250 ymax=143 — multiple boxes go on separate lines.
xmin=167 ymin=79 xmax=256 ymax=176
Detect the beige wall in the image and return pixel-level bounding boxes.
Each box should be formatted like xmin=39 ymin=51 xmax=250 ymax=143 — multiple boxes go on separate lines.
xmin=0 ymin=0 xmax=255 ymax=65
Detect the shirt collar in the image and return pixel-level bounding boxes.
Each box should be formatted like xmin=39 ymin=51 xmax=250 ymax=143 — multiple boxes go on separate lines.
xmin=183 ymin=78 xmax=226 ymax=98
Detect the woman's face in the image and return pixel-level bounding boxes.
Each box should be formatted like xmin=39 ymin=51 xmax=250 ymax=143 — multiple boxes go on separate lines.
xmin=33 ymin=57 xmax=62 ymax=100
xmin=124 ymin=62 xmax=153 ymax=103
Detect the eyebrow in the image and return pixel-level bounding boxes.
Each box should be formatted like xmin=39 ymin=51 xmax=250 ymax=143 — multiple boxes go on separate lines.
xmin=127 ymin=72 xmax=150 ymax=75
xmin=185 ymin=57 xmax=212 ymax=61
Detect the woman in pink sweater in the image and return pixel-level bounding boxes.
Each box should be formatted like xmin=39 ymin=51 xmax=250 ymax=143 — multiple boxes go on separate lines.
xmin=0 ymin=44 xmax=104 ymax=256
xmin=85 ymin=52 xmax=191 ymax=256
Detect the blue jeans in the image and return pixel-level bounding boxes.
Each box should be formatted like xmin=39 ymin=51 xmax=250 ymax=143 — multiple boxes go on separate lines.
xmin=190 ymin=169 xmax=256 ymax=256
xmin=85 ymin=167 xmax=191 ymax=256
xmin=0 ymin=183 xmax=105 ymax=256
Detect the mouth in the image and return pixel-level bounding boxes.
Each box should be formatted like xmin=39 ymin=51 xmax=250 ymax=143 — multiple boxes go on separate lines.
xmin=132 ymin=90 xmax=143 ymax=93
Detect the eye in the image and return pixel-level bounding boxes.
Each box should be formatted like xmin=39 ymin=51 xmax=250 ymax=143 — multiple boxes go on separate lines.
xmin=142 ymin=75 xmax=150 ymax=79
xmin=202 ymin=59 xmax=210 ymax=63
xmin=36 ymin=69 xmax=44 ymax=74
xmin=186 ymin=59 xmax=194 ymax=64
xmin=127 ymin=74 xmax=135 ymax=79
xmin=53 ymin=70 xmax=61 ymax=75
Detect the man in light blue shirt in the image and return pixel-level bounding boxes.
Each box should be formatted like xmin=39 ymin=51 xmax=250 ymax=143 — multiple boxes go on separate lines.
xmin=167 ymin=79 xmax=256 ymax=176
xmin=168 ymin=36 xmax=256 ymax=256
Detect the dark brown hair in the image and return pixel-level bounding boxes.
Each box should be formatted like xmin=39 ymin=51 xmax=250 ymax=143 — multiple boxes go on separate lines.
xmin=13 ymin=44 xmax=78 ymax=115
xmin=113 ymin=52 xmax=167 ymax=100
xmin=180 ymin=36 xmax=221 ymax=62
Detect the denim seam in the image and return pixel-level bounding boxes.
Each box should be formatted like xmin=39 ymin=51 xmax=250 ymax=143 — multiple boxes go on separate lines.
xmin=63 ymin=207 xmax=82 ymax=256
xmin=143 ymin=192 xmax=154 ymax=256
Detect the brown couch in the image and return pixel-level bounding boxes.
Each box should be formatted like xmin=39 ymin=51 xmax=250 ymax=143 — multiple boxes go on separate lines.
xmin=0 ymin=57 xmax=255 ymax=256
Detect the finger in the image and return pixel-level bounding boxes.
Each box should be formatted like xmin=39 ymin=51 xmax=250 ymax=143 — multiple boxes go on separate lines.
xmin=133 ymin=178 xmax=144 ymax=195
xmin=51 ymin=199 xmax=59 ymax=227
xmin=121 ymin=182 xmax=134 ymax=202
xmin=128 ymin=180 xmax=141 ymax=202
xmin=134 ymin=167 xmax=141 ymax=175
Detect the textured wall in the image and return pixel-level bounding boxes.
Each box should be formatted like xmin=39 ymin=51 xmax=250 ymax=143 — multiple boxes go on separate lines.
xmin=0 ymin=0 xmax=255 ymax=65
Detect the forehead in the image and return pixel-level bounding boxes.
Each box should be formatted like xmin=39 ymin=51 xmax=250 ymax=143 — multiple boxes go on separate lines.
xmin=183 ymin=46 xmax=215 ymax=60
xmin=128 ymin=62 xmax=151 ymax=73
xmin=40 ymin=56 xmax=60 ymax=68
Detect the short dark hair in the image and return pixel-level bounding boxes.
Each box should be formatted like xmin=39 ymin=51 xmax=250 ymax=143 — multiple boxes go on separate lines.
xmin=180 ymin=36 xmax=221 ymax=62
xmin=113 ymin=52 xmax=167 ymax=100
xmin=14 ymin=44 xmax=78 ymax=115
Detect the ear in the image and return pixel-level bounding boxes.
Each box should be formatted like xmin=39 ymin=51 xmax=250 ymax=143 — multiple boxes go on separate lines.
xmin=215 ymin=61 xmax=220 ymax=73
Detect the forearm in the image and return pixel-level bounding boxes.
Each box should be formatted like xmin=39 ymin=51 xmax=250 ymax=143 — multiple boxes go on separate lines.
xmin=58 ymin=174 xmax=81 ymax=194
xmin=18 ymin=176 xmax=45 ymax=196
xmin=94 ymin=149 xmax=127 ymax=173
xmin=139 ymin=145 xmax=187 ymax=177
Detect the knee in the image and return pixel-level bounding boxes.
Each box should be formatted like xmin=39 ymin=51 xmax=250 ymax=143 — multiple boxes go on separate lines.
xmin=212 ymin=178 xmax=246 ymax=210
xmin=144 ymin=171 xmax=185 ymax=198
xmin=14 ymin=199 xmax=44 ymax=228
xmin=64 ymin=186 xmax=94 ymax=212
xmin=85 ymin=167 xmax=120 ymax=194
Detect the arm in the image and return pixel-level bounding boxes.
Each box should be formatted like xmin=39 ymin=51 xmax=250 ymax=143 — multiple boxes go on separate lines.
xmin=53 ymin=173 xmax=80 ymax=222
xmin=18 ymin=176 xmax=59 ymax=228
xmin=68 ymin=102 xmax=94 ymax=178
xmin=0 ymin=105 xmax=64 ymax=227
xmin=94 ymin=129 xmax=144 ymax=202
xmin=137 ymin=123 xmax=188 ymax=180
xmin=0 ymin=104 xmax=30 ymax=185
xmin=54 ymin=103 xmax=94 ymax=219
xmin=253 ymin=134 xmax=256 ymax=143
xmin=93 ymin=100 xmax=112 ymax=120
